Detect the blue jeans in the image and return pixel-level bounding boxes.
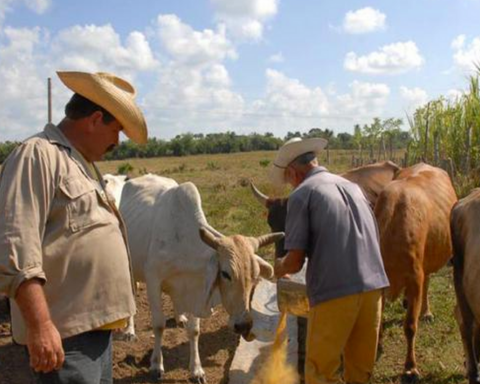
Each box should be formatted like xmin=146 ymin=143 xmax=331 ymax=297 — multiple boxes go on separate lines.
xmin=31 ymin=330 xmax=113 ymax=384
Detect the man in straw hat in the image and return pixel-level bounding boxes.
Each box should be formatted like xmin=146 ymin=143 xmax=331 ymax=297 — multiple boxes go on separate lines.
xmin=0 ymin=71 xmax=147 ymax=383
xmin=272 ymin=137 xmax=389 ymax=384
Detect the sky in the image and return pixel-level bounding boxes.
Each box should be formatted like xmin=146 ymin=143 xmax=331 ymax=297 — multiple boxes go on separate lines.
xmin=1 ymin=0 xmax=480 ymax=142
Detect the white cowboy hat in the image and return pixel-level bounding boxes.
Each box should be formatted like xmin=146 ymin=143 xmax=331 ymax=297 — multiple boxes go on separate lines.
xmin=269 ymin=137 xmax=327 ymax=186
xmin=57 ymin=71 xmax=148 ymax=144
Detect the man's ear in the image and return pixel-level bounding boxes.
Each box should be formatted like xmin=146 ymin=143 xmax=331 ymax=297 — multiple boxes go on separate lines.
xmin=88 ymin=111 xmax=105 ymax=131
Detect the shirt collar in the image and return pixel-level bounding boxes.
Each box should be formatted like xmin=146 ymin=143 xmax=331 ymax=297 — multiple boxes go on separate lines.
xmin=43 ymin=123 xmax=73 ymax=150
xmin=43 ymin=123 xmax=101 ymax=184
xmin=304 ymin=166 xmax=328 ymax=180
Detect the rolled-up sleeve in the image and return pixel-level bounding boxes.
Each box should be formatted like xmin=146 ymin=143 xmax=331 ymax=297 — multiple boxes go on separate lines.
xmin=0 ymin=142 xmax=54 ymax=297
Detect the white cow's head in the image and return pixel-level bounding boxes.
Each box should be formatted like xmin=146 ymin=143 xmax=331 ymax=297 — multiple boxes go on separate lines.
xmin=199 ymin=227 xmax=283 ymax=341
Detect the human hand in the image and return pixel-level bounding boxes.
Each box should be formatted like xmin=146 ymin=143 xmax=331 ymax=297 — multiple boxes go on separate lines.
xmin=274 ymin=259 xmax=287 ymax=279
xmin=27 ymin=320 xmax=65 ymax=373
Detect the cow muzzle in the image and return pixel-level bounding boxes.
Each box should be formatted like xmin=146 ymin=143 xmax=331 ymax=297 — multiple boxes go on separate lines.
xmin=234 ymin=320 xmax=255 ymax=341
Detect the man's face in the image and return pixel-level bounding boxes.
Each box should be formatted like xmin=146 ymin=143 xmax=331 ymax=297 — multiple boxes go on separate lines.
xmin=88 ymin=113 xmax=123 ymax=161
xmin=284 ymin=165 xmax=299 ymax=187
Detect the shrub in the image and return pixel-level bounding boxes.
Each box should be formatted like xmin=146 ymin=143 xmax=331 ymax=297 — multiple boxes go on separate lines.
xmin=117 ymin=162 xmax=134 ymax=175
xmin=206 ymin=161 xmax=221 ymax=171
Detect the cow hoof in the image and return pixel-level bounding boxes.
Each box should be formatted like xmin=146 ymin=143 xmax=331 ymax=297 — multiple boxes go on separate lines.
xmin=401 ymin=370 xmax=420 ymax=384
xmin=422 ymin=313 xmax=434 ymax=323
xmin=176 ymin=314 xmax=188 ymax=328
xmin=113 ymin=332 xmax=137 ymax=342
xmin=189 ymin=375 xmax=207 ymax=384
xmin=150 ymin=369 xmax=163 ymax=381
xmin=122 ymin=332 xmax=138 ymax=342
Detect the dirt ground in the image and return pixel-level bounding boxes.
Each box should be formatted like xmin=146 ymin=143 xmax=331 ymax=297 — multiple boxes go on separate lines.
xmin=0 ymin=284 xmax=238 ymax=384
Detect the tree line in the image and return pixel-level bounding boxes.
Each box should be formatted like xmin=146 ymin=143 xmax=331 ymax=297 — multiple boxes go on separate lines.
xmin=0 ymin=124 xmax=412 ymax=164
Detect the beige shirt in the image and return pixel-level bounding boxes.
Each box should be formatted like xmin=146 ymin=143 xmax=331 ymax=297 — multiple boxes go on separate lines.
xmin=0 ymin=124 xmax=136 ymax=344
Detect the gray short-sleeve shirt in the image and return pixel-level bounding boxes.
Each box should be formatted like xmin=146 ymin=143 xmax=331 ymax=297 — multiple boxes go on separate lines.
xmin=285 ymin=166 xmax=389 ymax=306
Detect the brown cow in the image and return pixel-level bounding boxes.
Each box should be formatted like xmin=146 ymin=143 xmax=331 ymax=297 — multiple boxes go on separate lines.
xmin=451 ymin=188 xmax=480 ymax=384
xmin=375 ymin=163 xmax=457 ymax=381
xmin=342 ymin=160 xmax=401 ymax=208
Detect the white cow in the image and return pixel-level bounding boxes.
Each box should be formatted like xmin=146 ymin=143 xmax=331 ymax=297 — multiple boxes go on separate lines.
xmin=103 ymin=173 xmax=128 ymax=208
xmin=120 ymin=174 xmax=282 ymax=383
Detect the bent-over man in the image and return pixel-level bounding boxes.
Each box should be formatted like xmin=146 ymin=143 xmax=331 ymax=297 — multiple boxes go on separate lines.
xmin=272 ymin=137 xmax=389 ymax=384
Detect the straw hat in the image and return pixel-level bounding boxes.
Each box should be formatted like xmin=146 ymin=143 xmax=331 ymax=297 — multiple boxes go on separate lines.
xmin=269 ymin=137 xmax=327 ymax=186
xmin=57 ymin=71 xmax=148 ymax=144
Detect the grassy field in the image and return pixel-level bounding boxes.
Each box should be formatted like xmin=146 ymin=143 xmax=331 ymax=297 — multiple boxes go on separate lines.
xmin=97 ymin=150 xmax=466 ymax=384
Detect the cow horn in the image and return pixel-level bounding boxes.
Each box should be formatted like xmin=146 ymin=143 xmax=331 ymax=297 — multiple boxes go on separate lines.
xmin=199 ymin=227 xmax=221 ymax=250
xmin=255 ymin=232 xmax=285 ymax=250
xmin=250 ymin=182 xmax=269 ymax=207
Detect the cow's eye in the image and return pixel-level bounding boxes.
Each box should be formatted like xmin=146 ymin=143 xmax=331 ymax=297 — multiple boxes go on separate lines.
xmin=221 ymin=271 xmax=232 ymax=281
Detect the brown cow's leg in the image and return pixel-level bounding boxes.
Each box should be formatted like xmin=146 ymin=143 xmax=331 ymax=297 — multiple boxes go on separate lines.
xmin=453 ymin=277 xmax=480 ymax=383
xmin=420 ymin=276 xmax=434 ymax=322
xmin=377 ymin=292 xmax=386 ymax=360
xmin=402 ymin=274 xmax=423 ymax=383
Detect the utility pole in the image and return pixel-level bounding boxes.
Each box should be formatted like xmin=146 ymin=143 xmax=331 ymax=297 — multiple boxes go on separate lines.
xmin=48 ymin=77 xmax=52 ymax=123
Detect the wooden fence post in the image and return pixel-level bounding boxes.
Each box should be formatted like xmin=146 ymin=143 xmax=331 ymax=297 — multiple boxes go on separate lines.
xmin=48 ymin=77 xmax=52 ymax=124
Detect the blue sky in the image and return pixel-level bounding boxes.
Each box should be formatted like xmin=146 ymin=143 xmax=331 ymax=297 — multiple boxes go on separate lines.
xmin=1 ymin=0 xmax=480 ymax=141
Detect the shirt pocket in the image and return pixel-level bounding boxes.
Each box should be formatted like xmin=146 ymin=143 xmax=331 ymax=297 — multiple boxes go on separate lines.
xmin=59 ymin=177 xmax=111 ymax=233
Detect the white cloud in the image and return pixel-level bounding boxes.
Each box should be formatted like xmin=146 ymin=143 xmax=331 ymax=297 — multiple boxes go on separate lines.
xmin=0 ymin=0 xmax=50 ymax=27
xmin=451 ymin=34 xmax=466 ymax=50
xmin=257 ymin=69 xmax=330 ymax=116
xmin=24 ymin=0 xmax=50 ymax=14
xmin=0 ymin=26 xmax=52 ymax=139
xmin=452 ymin=35 xmax=480 ymax=73
xmin=210 ymin=0 xmax=278 ymax=40
xmin=143 ymin=63 xmax=245 ymax=138
xmin=345 ymin=41 xmax=425 ymax=74
xmin=343 ymin=7 xmax=386 ymax=34
xmin=336 ymin=81 xmax=390 ymax=117
xmin=157 ymin=14 xmax=237 ymax=66
xmin=447 ymin=88 xmax=464 ymax=101
xmin=400 ymin=86 xmax=428 ymax=111
xmin=141 ymin=15 xmax=245 ymax=138
xmin=269 ymin=52 xmax=284 ymax=63
xmin=52 ymin=24 xmax=158 ymax=76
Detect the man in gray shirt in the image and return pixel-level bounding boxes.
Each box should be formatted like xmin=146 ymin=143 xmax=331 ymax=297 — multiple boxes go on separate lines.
xmin=272 ymin=137 xmax=389 ymax=384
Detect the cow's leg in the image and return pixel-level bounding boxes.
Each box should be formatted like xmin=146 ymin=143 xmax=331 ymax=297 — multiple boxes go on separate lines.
xmin=420 ymin=275 xmax=434 ymax=322
xmin=145 ymin=273 xmax=166 ymax=379
xmin=402 ymin=274 xmax=423 ymax=383
xmin=377 ymin=292 xmax=386 ymax=360
xmin=124 ymin=315 xmax=137 ymax=340
xmin=186 ymin=314 xmax=206 ymax=384
xmin=454 ymin=279 xmax=480 ymax=383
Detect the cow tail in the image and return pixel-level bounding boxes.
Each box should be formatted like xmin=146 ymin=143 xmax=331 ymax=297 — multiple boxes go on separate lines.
xmin=450 ymin=203 xmax=464 ymax=273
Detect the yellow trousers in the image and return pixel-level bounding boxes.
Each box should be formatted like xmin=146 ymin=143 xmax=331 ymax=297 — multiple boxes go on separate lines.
xmin=305 ymin=289 xmax=382 ymax=384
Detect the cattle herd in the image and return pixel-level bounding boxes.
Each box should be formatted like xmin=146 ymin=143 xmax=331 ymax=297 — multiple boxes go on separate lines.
xmin=101 ymin=161 xmax=479 ymax=384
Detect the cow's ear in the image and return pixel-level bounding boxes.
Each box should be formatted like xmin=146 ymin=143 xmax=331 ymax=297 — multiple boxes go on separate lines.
xmin=200 ymin=227 xmax=220 ymax=250
xmin=255 ymin=255 xmax=274 ymax=280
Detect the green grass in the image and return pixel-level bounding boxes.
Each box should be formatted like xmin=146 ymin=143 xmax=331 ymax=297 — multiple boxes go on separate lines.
xmin=97 ymin=150 xmax=468 ymax=384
